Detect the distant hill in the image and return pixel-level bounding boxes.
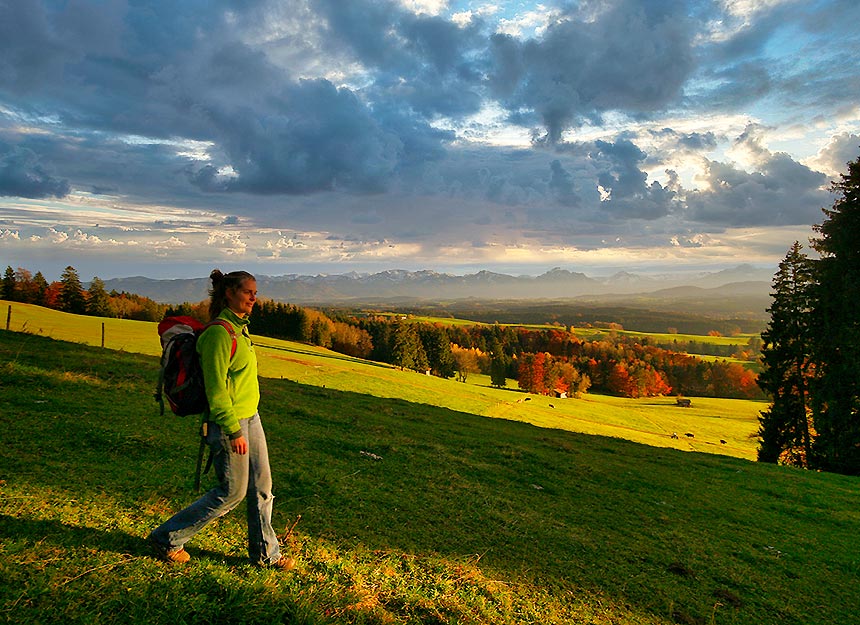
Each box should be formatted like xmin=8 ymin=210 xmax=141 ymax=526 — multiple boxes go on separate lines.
xmin=102 ymin=265 xmax=774 ymax=314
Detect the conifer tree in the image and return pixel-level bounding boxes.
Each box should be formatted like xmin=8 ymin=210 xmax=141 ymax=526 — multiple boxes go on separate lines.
xmin=86 ymin=276 xmax=113 ymax=317
xmin=757 ymin=242 xmax=816 ymax=466
xmin=2 ymin=266 xmax=16 ymax=301
xmin=808 ymin=153 xmax=860 ymax=474
xmin=419 ymin=325 xmax=455 ymax=378
xmin=32 ymin=272 xmax=49 ymax=306
xmin=488 ymin=338 xmax=508 ymax=388
xmin=392 ymin=323 xmax=427 ymax=372
xmin=58 ymin=265 xmax=87 ymax=314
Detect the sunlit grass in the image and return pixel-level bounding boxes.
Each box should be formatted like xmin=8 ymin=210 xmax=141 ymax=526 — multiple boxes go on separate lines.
xmin=1 ymin=329 xmax=858 ymax=625
xmin=2 ymin=300 xmax=763 ymax=461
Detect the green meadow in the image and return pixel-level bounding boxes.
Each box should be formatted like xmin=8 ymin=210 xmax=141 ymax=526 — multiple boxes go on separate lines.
xmin=1 ymin=302 xmax=858 ymax=624
xmin=2 ymin=301 xmax=762 ymax=459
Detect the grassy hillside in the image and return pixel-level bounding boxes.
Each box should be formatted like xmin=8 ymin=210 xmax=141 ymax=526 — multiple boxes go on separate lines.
xmin=0 ymin=301 xmax=763 ymax=460
xmin=1 ymin=329 xmax=858 ymax=625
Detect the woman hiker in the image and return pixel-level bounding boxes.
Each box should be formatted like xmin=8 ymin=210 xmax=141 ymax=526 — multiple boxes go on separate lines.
xmin=148 ymin=269 xmax=294 ymax=570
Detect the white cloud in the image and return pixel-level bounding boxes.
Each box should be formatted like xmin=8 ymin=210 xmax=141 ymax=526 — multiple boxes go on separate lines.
xmin=151 ymin=236 xmax=188 ymax=249
xmin=74 ymin=230 xmax=100 ymax=244
xmin=451 ymin=4 xmax=500 ymax=27
xmin=699 ymin=0 xmax=793 ymax=44
xmin=805 ymin=131 xmax=860 ymax=178
xmin=496 ymin=5 xmax=556 ymax=37
xmin=398 ymin=0 xmax=448 ymax=15
xmin=47 ymin=229 xmax=69 ymax=244
xmin=720 ymin=0 xmax=791 ymax=21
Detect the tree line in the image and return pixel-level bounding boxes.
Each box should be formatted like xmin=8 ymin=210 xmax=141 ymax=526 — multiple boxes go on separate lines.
xmin=164 ymin=301 xmax=763 ymax=401
xmin=1 ymin=265 xmax=167 ymax=321
xmin=757 ymin=152 xmax=860 ymax=475
xmin=3 ymin=266 xmax=763 ymax=402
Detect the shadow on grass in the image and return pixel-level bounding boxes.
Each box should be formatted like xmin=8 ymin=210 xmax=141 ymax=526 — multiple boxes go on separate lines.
xmin=0 ymin=515 xmax=249 ymax=567
xmin=3 ymin=330 xmax=846 ymax=625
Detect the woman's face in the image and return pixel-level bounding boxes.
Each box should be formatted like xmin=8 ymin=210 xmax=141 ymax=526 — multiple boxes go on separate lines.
xmin=226 ymin=278 xmax=257 ymax=317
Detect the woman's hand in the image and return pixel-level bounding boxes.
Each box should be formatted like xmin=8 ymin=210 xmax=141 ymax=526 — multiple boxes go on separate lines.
xmin=231 ymin=435 xmax=249 ymax=455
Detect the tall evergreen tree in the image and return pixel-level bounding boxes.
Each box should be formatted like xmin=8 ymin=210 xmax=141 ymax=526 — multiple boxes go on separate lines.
xmin=419 ymin=325 xmax=455 ymax=378
xmin=32 ymin=272 xmax=49 ymax=306
xmin=58 ymin=265 xmax=87 ymax=314
xmin=86 ymin=276 xmax=114 ymax=317
xmin=2 ymin=266 xmax=16 ymax=301
xmin=392 ymin=323 xmax=427 ymax=372
xmin=488 ymin=338 xmax=508 ymax=388
xmin=808 ymin=153 xmax=860 ymax=474
xmin=757 ymin=242 xmax=816 ymax=466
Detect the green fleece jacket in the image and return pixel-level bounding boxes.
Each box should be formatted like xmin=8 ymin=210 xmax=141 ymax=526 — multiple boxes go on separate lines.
xmin=196 ymin=308 xmax=259 ymax=439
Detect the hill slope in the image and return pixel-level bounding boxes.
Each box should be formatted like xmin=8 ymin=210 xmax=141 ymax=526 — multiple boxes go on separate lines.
xmin=1 ymin=329 xmax=858 ymax=625
xmin=1 ymin=300 xmax=763 ymax=459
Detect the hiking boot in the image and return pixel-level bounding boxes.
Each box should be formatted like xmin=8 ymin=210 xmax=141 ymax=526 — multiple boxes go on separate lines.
xmin=149 ymin=537 xmax=191 ymax=564
xmin=260 ymin=555 xmax=296 ymax=571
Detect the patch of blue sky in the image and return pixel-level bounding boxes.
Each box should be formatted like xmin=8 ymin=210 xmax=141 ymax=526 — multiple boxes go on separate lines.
xmin=446 ymin=0 xmax=548 ymax=32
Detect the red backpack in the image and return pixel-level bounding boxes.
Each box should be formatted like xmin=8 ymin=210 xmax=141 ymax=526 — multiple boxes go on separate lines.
xmin=154 ymin=316 xmax=237 ymax=416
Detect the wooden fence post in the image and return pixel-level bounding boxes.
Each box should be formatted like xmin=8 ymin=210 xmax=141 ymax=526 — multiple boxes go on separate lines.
xmin=102 ymin=322 xmax=105 ymax=348
xmin=5 ymin=305 xmax=9 ymax=331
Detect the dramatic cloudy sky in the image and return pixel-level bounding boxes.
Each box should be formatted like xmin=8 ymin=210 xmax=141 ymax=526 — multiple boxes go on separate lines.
xmin=1 ymin=0 xmax=859 ymax=280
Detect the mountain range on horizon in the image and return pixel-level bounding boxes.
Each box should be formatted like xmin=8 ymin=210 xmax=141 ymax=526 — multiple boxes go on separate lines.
xmin=101 ymin=264 xmax=776 ymax=315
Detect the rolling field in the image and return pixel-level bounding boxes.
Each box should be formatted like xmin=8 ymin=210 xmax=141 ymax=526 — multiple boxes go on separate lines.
xmin=1 ymin=319 xmax=858 ymax=625
xmin=2 ymin=300 xmax=763 ymax=460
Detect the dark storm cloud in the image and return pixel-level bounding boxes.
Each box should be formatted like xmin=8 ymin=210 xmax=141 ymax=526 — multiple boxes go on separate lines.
xmin=313 ymin=0 xmax=700 ymax=142
xmin=677 ymin=131 xmax=717 ymax=152
xmin=0 ymin=1 xmax=454 ymax=197
xmin=0 ymin=1 xmax=67 ymax=92
xmin=488 ymin=0 xmax=696 ymax=141
xmin=192 ymin=78 xmax=407 ymax=195
xmin=548 ymin=159 xmax=579 ymax=207
xmin=0 ymin=0 xmax=783 ymax=208
xmin=591 ymin=139 xmax=675 ymax=219
xmin=0 ymin=143 xmax=70 ymax=199
xmin=312 ymin=0 xmax=486 ymax=118
xmin=649 ymin=128 xmax=718 ymax=153
xmin=0 ymin=1 xmax=248 ymax=151
xmin=0 ymin=0 xmax=857 ymax=262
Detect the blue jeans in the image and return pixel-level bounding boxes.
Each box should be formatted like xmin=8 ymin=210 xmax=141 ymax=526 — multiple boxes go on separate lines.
xmin=149 ymin=413 xmax=281 ymax=565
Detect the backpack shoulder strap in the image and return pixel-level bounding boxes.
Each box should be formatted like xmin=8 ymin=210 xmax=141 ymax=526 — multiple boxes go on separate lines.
xmin=203 ymin=319 xmax=238 ymax=359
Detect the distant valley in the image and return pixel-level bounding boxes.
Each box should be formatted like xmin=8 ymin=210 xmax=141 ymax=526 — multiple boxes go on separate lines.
xmin=103 ymin=264 xmax=774 ymax=311
xmin=100 ymin=265 xmax=773 ymax=334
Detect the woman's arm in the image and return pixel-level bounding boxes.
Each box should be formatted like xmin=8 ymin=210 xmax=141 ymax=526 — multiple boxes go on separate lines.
xmin=197 ymin=323 xmax=243 ymax=441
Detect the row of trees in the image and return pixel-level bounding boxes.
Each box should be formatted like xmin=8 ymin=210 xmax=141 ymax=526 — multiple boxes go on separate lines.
xmin=2 ymin=265 xmax=167 ymax=321
xmin=509 ymin=341 xmax=759 ymax=399
xmin=5 ymin=265 xmax=764 ymax=401
xmin=200 ymin=300 xmax=762 ymax=400
xmin=757 ymin=153 xmax=860 ymax=475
